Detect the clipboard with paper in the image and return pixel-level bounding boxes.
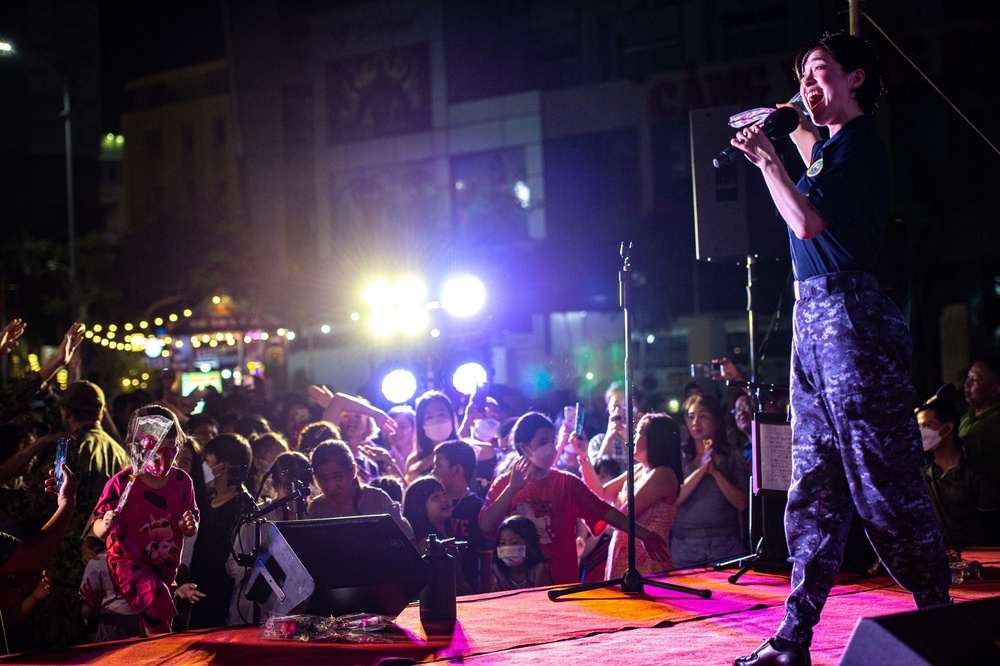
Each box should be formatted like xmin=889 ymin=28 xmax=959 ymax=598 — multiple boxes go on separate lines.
xmin=751 ymin=412 xmax=793 ymax=495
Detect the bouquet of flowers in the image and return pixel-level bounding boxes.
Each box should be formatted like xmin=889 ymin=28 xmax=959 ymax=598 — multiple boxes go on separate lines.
xmin=115 ymin=413 xmax=175 ymax=512
xmin=260 ymin=612 xmax=396 ymax=642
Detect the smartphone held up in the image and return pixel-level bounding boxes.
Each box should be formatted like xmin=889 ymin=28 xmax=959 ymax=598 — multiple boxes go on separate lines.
xmin=54 ymin=437 xmax=70 ymax=492
xmin=690 ymin=363 xmax=724 ymax=379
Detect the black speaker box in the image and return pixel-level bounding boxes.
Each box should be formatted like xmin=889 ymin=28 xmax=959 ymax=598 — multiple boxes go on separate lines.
xmin=245 ymin=514 xmax=428 ymax=619
xmin=689 ymin=105 xmax=794 ymax=262
xmin=840 ymin=596 xmax=1000 ymax=665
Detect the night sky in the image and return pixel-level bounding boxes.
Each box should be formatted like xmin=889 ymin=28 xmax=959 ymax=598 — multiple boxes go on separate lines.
xmin=99 ymin=0 xmax=225 ymax=133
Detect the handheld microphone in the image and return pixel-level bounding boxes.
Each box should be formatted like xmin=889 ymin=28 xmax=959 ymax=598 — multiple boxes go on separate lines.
xmin=713 ymin=106 xmax=800 ymax=168
xmin=917 ymin=383 xmax=956 ymax=411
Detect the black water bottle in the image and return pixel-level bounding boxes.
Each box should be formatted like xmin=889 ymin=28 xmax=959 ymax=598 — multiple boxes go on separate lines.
xmin=419 ymin=534 xmax=456 ymax=627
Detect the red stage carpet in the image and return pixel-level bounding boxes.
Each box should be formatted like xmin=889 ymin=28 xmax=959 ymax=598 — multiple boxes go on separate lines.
xmin=3 ymin=549 xmax=998 ymax=665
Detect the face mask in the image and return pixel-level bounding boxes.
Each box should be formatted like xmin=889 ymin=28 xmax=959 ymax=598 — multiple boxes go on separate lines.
xmin=527 ymin=443 xmax=557 ymax=470
xmin=423 ymin=416 xmax=453 ymax=443
xmin=143 ymin=446 xmax=178 ymax=477
xmin=202 ymin=460 xmax=216 ymax=485
xmin=471 ymin=418 xmax=500 ymax=442
xmin=920 ymin=426 xmax=942 ymax=452
xmin=497 ymin=544 xmax=527 ymax=568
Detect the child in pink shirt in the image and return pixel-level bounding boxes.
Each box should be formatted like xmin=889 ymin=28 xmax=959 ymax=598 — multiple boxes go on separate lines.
xmin=93 ymin=405 xmax=200 ymax=635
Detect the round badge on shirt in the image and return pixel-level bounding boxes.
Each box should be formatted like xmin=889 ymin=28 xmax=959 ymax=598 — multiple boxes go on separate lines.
xmin=807 ymin=158 xmax=824 ymax=177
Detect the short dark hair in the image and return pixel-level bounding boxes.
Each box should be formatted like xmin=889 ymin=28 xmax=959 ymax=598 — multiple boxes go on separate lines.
xmin=297 ymin=421 xmax=340 ymax=457
xmin=593 ymin=455 xmax=621 ymax=479
xmin=310 ymin=439 xmax=355 ymax=472
xmin=434 ymin=439 xmax=476 ymax=484
xmin=511 ymin=412 xmax=555 ymax=455
xmin=971 ymin=354 xmax=1000 ymax=383
xmin=270 ymin=451 xmax=312 ymax=486
xmin=920 ymin=400 xmax=962 ymax=443
xmin=795 ymin=32 xmax=883 ymax=115
xmin=185 ymin=413 xmax=219 ymax=436
xmin=233 ymin=413 xmax=273 ymax=441
xmin=369 ymin=475 xmax=403 ymax=503
xmin=204 ymin=433 xmax=252 ymax=469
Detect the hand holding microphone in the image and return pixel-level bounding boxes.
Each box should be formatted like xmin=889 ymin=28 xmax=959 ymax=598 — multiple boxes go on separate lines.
xmin=714 ymin=105 xmax=801 ymax=168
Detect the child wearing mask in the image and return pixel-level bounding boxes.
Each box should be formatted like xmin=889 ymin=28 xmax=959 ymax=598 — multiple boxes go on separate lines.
xmin=491 ymin=515 xmax=552 ymax=591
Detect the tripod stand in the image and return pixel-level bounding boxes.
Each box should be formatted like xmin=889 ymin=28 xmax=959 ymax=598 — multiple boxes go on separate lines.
xmin=549 ymin=242 xmax=710 ymax=601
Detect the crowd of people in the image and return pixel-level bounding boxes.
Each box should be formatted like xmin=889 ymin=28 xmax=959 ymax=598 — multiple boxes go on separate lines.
xmin=0 ymin=313 xmax=998 ymax=656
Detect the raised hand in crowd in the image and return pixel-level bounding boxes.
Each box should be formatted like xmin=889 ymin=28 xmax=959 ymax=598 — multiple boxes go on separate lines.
xmin=711 ymin=357 xmax=746 ymax=383
xmin=308 ymin=385 xmax=397 ymax=435
xmin=0 ymin=318 xmax=26 ymax=355
xmin=38 ymin=323 xmax=85 ymax=384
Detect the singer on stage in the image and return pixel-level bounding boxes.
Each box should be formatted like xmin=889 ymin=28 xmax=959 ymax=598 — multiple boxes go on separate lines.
xmin=728 ymin=32 xmax=951 ymax=666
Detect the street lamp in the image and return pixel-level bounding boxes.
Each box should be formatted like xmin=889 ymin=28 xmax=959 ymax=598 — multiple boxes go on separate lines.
xmin=0 ymin=39 xmax=78 ymax=318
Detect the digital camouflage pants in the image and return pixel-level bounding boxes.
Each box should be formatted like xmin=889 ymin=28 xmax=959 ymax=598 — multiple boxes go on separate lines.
xmin=777 ymin=272 xmax=951 ymax=646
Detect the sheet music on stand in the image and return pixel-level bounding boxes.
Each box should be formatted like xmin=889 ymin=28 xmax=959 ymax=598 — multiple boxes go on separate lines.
xmin=751 ymin=413 xmax=793 ymax=495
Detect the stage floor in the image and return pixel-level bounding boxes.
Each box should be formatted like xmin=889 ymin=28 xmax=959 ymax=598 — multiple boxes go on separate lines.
xmin=3 ymin=548 xmax=998 ymax=665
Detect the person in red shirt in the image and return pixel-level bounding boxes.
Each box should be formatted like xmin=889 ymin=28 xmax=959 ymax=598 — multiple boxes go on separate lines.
xmin=479 ymin=412 xmax=668 ymax=584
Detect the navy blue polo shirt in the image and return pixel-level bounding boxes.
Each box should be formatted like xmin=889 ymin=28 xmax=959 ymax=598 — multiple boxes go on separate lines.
xmin=789 ymin=114 xmax=890 ymax=280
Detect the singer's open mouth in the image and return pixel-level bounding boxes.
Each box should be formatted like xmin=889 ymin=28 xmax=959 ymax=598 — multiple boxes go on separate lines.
xmin=805 ymin=89 xmax=824 ymax=110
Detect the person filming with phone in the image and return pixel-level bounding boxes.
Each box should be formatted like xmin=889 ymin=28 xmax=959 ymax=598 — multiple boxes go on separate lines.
xmin=0 ymin=463 xmax=78 ymax=576
xmin=0 ymin=463 xmax=78 ymax=645
xmin=587 ymin=382 xmax=633 ymax=471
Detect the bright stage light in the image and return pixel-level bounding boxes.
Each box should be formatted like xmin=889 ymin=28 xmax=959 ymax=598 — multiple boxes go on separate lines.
xmin=452 ymin=362 xmax=487 ymax=396
xmin=365 ymin=279 xmax=394 ymax=307
xmin=369 ymin=308 xmax=398 ymax=337
xmin=441 ymin=275 xmax=486 ymax=317
xmin=396 ymin=276 xmax=426 ymax=303
xmin=382 ymin=368 xmax=418 ymax=404
xmin=397 ymin=306 xmax=429 ymax=335
xmin=364 ymin=277 xmax=433 ymax=337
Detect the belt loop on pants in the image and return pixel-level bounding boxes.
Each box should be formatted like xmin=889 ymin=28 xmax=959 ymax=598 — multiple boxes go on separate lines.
xmin=793 ymin=271 xmax=879 ymax=301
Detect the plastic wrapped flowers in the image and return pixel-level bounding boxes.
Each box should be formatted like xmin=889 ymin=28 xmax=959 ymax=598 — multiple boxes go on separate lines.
xmin=260 ymin=612 xmax=396 ymax=642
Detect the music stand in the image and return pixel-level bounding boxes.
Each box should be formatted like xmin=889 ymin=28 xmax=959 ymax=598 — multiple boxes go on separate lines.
xmin=549 ymin=242 xmax=710 ymax=601
xmin=717 ymin=410 xmax=793 ymax=582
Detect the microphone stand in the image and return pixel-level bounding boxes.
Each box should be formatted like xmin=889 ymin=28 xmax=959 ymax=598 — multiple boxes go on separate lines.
xmin=234 ymin=486 xmax=309 ymax=624
xmin=549 ymin=242 xmax=710 ymax=601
